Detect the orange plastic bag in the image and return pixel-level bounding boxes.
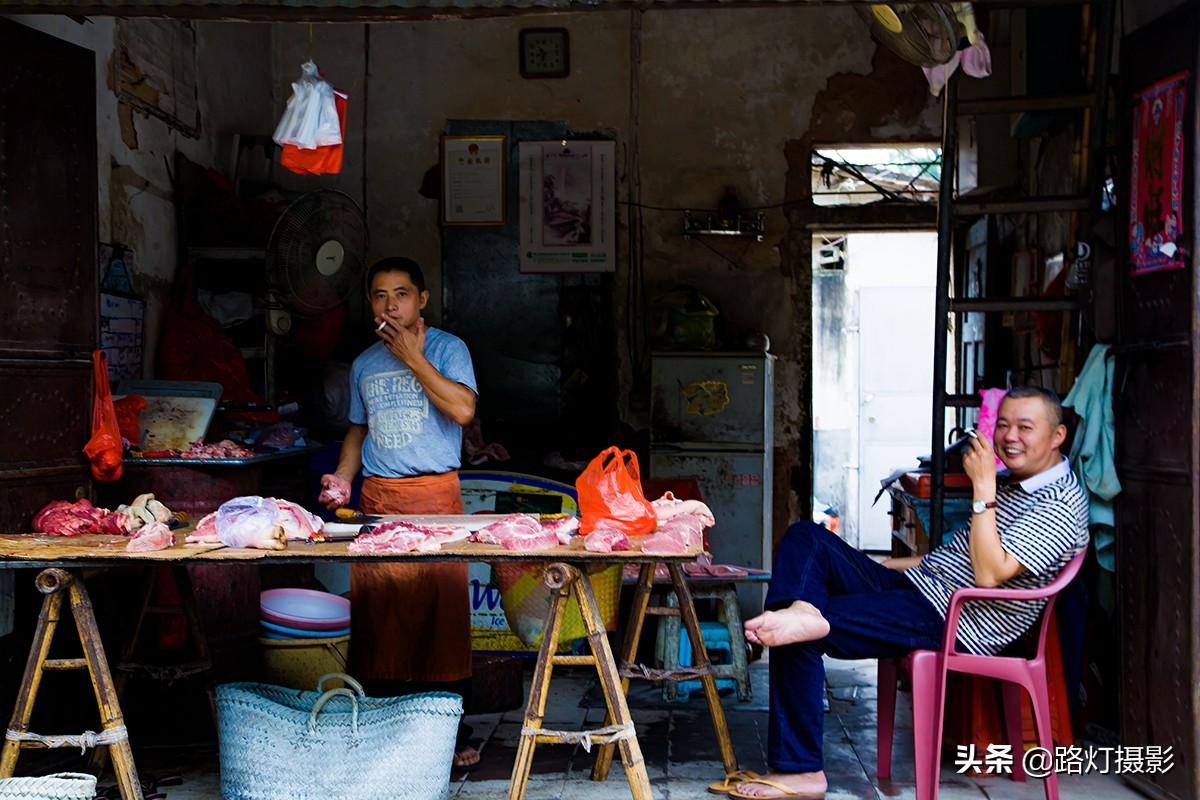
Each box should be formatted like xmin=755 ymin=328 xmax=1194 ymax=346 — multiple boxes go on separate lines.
xmin=83 ymin=350 xmax=123 ymax=482
xmin=280 ymin=90 xmax=347 ymax=176
xmin=575 ymin=447 xmax=657 ymax=536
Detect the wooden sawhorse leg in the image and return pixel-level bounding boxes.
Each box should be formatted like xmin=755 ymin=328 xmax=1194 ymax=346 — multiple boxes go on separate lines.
xmin=592 ymin=562 xmax=738 ymax=782
xmin=90 ymin=566 xmax=215 ymax=775
xmin=509 ymin=562 xmax=653 ymax=800
xmin=0 ymin=569 xmax=143 ymax=800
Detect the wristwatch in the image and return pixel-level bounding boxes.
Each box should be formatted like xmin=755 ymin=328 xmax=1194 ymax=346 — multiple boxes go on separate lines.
xmin=972 ymin=499 xmax=998 ymax=514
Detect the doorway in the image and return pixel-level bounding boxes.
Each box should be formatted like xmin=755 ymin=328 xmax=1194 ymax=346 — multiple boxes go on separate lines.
xmin=812 ymin=231 xmax=949 ymax=551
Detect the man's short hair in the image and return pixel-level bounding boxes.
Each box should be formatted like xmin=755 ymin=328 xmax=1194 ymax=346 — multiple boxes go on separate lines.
xmin=1001 ymin=385 xmax=1063 ymax=427
xmin=367 ymin=257 xmax=426 ymax=294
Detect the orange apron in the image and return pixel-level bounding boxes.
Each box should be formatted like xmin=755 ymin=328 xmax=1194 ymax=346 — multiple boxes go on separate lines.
xmin=350 ymin=473 xmax=471 ymax=682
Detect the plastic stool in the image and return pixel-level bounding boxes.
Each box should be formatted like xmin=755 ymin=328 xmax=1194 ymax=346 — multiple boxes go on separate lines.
xmin=655 ymin=582 xmax=752 ymax=702
xmin=675 ymin=622 xmax=736 ymax=702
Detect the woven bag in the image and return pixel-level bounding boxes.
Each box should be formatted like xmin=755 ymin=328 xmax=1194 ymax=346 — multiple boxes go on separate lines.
xmin=217 ymin=673 xmax=462 ymax=800
xmin=0 ymin=773 xmax=96 ymax=800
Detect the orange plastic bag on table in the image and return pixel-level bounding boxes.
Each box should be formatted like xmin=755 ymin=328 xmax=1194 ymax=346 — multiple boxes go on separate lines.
xmin=575 ymin=446 xmax=657 ymax=536
xmin=83 ymin=350 xmax=123 ymax=482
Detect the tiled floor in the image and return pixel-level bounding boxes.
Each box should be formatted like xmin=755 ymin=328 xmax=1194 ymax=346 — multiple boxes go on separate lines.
xmin=83 ymin=654 xmax=1145 ymax=799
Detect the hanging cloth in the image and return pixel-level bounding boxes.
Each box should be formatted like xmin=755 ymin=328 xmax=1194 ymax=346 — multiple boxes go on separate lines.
xmin=1063 ymin=343 xmax=1121 ymax=570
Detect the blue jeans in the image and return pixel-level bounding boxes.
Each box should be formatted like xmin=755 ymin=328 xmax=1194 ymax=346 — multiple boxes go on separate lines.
xmin=764 ymin=521 xmax=945 ymax=773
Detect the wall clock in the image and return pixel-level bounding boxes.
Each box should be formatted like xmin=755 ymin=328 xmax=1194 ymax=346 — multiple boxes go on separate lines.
xmin=520 ymin=28 xmax=570 ymax=79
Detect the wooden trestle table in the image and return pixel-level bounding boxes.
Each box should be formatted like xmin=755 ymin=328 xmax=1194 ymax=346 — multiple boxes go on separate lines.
xmin=0 ymin=533 xmax=740 ymax=800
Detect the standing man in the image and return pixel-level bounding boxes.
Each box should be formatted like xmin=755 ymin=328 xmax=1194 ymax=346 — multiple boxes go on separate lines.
xmin=318 ymin=256 xmax=480 ymax=769
xmin=731 ymin=386 xmax=1089 ymax=799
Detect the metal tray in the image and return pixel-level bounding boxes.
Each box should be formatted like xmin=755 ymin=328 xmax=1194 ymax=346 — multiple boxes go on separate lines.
xmin=122 ymin=443 xmax=323 ymax=467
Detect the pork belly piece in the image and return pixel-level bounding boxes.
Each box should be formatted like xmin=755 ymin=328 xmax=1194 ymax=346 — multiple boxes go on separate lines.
xmin=185 ymin=511 xmax=219 ymax=543
xmin=347 ymin=520 xmax=470 ymax=553
xmin=472 ymin=514 xmax=558 ymax=551
xmin=31 ymin=499 xmax=106 ymax=536
xmin=583 ymin=527 xmax=630 ymax=554
xmin=542 ymin=515 xmax=580 ymax=545
xmin=96 ymin=511 xmax=133 ymax=535
xmin=126 ymin=521 xmax=174 ymax=552
xmin=656 ymin=514 xmax=708 ymax=549
xmin=650 ymin=492 xmax=716 ymax=527
xmin=638 ymin=530 xmax=690 ymax=555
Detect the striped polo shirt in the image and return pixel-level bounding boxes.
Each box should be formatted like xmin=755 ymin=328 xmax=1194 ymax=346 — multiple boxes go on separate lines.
xmin=904 ymin=457 xmax=1089 ymax=655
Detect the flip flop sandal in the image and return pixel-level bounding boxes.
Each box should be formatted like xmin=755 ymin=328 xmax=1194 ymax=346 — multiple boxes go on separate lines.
xmin=728 ymin=777 xmax=825 ymax=799
xmin=708 ymin=769 xmax=761 ymax=795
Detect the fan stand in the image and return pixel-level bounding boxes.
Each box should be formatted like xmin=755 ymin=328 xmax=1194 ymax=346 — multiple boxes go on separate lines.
xmin=262 ymin=294 xmax=292 ymax=408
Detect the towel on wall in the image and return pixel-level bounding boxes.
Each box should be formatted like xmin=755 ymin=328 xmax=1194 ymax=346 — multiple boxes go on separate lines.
xmin=1063 ymin=343 xmax=1120 ymax=570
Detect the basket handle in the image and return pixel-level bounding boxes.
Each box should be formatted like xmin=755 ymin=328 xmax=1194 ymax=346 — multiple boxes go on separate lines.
xmin=308 ymin=688 xmax=359 ymax=735
xmin=316 ymin=672 xmax=364 ymax=696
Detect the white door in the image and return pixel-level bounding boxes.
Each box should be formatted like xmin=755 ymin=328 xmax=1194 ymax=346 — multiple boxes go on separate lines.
xmin=857 ymin=286 xmax=936 ymax=550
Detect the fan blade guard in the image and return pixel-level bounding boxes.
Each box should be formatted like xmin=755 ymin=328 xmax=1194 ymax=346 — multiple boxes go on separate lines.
xmin=266 ymin=190 xmax=368 ymax=315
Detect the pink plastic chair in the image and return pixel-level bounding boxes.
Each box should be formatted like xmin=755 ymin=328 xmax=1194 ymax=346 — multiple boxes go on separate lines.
xmin=877 ymin=548 xmax=1087 ymax=800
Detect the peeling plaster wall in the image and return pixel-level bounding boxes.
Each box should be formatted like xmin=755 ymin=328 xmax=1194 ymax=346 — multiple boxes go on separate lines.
xmin=15 ymin=9 xmax=940 ymax=536
xmin=7 ymin=15 xmax=271 ymax=376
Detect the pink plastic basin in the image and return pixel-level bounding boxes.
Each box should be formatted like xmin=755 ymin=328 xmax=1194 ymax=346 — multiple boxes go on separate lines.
xmin=260 ymin=588 xmax=350 ymax=631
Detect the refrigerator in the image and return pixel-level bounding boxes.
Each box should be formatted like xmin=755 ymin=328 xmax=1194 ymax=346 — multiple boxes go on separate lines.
xmin=649 ymin=352 xmax=775 ymax=620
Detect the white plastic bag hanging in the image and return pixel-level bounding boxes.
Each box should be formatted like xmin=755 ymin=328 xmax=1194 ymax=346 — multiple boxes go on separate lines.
xmin=273 ymin=60 xmax=342 ymax=150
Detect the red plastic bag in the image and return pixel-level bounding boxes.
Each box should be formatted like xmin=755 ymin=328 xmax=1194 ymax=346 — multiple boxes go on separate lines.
xmin=83 ymin=350 xmax=123 ymax=482
xmin=113 ymin=394 xmax=147 ymax=447
xmin=575 ymin=447 xmax=657 ymax=536
xmin=280 ymin=90 xmax=347 ymax=176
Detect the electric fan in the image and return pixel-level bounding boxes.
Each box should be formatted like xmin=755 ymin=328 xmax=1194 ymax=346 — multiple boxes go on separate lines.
xmin=854 ymin=2 xmax=977 ymax=68
xmin=264 ymin=190 xmax=368 ymax=334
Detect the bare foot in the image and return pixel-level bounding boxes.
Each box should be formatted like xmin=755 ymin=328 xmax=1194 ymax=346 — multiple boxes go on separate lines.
xmin=733 ymin=770 xmax=827 ymax=798
xmin=744 ymin=601 xmax=830 ymax=647
xmin=452 ymin=744 xmax=480 ymax=770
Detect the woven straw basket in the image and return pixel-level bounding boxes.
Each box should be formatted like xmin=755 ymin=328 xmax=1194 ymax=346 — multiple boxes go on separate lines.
xmin=217 ymin=673 xmax=462 ymax=800
xmin=0 ymin=773 xmax=96 ymax=800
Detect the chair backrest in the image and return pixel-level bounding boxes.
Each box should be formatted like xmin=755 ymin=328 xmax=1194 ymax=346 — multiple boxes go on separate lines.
xmin=943 ymin=546 xmax=1088 ymax=659
xmin=1026 ymin=546 xmax=1088 ymax=659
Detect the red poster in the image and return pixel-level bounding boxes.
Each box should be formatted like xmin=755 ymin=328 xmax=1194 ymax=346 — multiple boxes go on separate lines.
xmin=1129 ymin=71 xmax=1188 ymax=275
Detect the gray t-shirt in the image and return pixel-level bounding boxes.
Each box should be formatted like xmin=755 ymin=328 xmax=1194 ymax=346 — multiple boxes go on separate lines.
xmin=348 ymin=327 xmax=477 ymax=477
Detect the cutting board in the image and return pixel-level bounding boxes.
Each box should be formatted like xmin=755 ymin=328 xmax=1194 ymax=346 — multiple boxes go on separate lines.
xmin=114 ymin=395 xmax=218 ymax=452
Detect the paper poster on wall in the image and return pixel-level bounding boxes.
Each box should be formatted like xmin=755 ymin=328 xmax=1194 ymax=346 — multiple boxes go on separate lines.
xmin=1129 ymin=71 xmax=1188 ymax=275
xmin=518 ymin=140 xmax=616 ymax=273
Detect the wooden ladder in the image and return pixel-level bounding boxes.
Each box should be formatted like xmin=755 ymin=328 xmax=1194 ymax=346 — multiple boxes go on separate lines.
xmin=0 ymin=568 xmax=143 ymax=800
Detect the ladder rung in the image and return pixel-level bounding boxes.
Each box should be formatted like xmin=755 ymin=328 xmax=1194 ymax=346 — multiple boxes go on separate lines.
xmin=959 ymin=92 xmax=1095 ymax=114
xmin=952 ymin=196 xmax=1089 ymax=215
xmin=551 ymin=655 xmax=596 ymax=667
xmin=42 ymin=658 xmax=89 ymax=670
xmin=950 ymin=298 xmax=1079 ymax=313
xmin=644 ymin=607 xmax=682 ymax=618
xmin=942 ymin=394 xmax=983 ymax=408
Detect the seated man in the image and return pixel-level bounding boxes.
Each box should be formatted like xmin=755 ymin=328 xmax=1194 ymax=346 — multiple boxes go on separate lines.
xmin=733 ymin=385 xmax=1089 ymax=799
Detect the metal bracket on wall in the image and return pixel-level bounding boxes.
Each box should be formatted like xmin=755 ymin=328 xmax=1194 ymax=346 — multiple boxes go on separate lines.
xmin=683 ymin=210 xmax=765 ymax=242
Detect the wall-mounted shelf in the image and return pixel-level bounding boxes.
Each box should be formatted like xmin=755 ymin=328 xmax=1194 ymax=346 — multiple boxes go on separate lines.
xmin=683 ymin=210 xmax=765 ymax=242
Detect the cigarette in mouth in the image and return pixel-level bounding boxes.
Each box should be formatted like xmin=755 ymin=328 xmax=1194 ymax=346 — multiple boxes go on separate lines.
xmin=376 ymin=320 xmax=387 ymax=332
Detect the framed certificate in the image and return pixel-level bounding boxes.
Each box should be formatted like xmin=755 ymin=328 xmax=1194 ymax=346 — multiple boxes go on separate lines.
xmin=441 ymin=135 xmax=507 ymax=225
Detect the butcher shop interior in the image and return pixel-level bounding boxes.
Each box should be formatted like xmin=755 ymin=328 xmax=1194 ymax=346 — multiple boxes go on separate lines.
xmin=0 ymin=0 xmax=1199 ymax=799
